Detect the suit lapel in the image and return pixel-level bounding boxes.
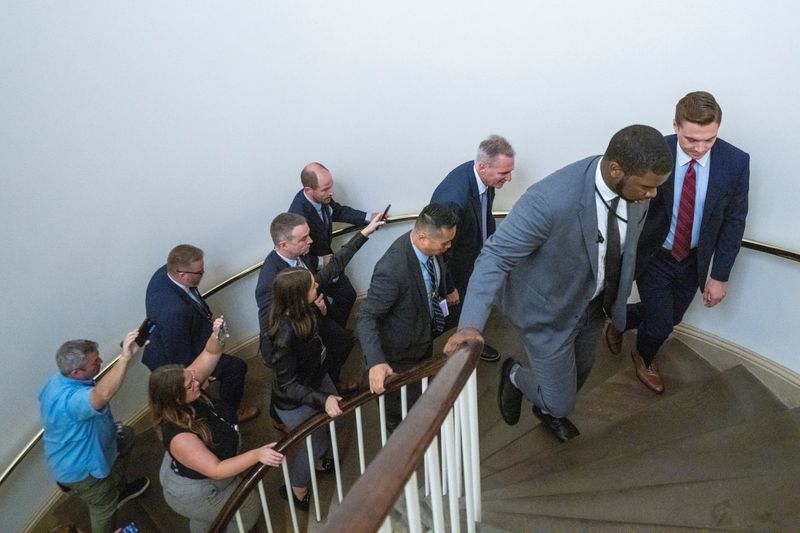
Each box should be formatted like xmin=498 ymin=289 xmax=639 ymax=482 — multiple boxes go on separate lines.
xmin=579 ymin=157 xmax=601 ymax=278
xmin=303 ymin=196 xmax=327 ymax=236
xmin=700 ymin=142 xmax=724 ymax=232
xmin=663 ymin=136 xmax=678 ymax=224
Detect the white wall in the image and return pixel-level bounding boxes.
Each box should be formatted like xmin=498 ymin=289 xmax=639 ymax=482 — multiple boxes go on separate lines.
xmin=1 ymin=1 xmax=798 ymax=529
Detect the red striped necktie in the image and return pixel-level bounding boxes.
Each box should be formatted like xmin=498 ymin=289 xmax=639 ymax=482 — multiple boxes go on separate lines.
xmin=671 ymin=159 xmax=697 ymax=262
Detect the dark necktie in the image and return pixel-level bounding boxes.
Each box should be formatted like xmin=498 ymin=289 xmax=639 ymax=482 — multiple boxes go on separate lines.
xmin=672 ymin=160 xmax=697 ymax=262
xmin=189 ymin=287 xmax=212 ymax=319
xmin=425 ymin=256 xmax=445 ymax=333
xmin=602 ymin=196 xmax=621 ymax=316
xmin=320 ymin=205 xmax=331 ymax=232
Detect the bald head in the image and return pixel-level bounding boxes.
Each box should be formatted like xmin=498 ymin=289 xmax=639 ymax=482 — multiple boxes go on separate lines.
xmin=301 ymin=162 xmax=335 ymax=204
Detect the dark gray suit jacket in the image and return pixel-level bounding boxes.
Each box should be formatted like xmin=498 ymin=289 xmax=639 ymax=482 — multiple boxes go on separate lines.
xmin=357 ymin=231 xmax=445 ymax=371
xmin=459 ymin=156 xmax=649 ymax=357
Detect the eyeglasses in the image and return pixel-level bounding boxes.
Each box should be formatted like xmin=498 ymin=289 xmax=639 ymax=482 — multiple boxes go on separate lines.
xmin=184 ymin=371 xmax=199 ymax=390
xmin=177 ymin=270 xmax=205 ymax=276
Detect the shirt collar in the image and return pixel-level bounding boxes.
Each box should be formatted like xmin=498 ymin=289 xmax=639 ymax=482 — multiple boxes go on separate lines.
xmin=676 ymin=143 xmax=711 ymax=168
xmin=410 ymin=233 xmax=431 ymax=262
xmin=275 ymin=250 xmax=301 ymax=266
xmin=594 ymin=157 xmax=618 ymax=202
xmin=303 ymin=191 xmax=324 ymax=210
xmin=472 ymin=164 xmax=488 ymax=196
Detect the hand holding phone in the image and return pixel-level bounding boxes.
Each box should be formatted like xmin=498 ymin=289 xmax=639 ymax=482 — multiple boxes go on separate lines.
xmin=120 ymin=318 xmax=156 ymax=348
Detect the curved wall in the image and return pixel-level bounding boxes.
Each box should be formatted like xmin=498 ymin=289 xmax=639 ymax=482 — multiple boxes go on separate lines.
xmin=1 ymin=1 xmax=798 ymax=530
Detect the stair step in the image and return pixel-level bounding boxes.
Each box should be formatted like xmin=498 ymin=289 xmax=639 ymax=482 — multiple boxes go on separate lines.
xmin=480 ymin=509 xmax=701 ymax=532
xmin=482 ymin=471 xmax=800 ymax=530
xmin=485 ymin=382 xmax=797 ymax=500
xmin=482 ymin=365 xmax=786 ymax=494
xmin=480 ymin=338 xmax=720 ymax=478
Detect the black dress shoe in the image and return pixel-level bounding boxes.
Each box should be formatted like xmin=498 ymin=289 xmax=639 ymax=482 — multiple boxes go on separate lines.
xmin=480 ymin=343 xmax=501 ymax=362
xmin=532 ymin=405 xmax=580 ymax=442
xmin=279 ymin=485 xmax=310 ymax=512
xmin=497 ymin=358 xmax=523 ymax=425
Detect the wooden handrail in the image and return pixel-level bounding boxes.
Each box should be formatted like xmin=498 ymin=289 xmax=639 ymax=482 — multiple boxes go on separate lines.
xmin=208 ymin=351 xmax=471 ymax=532
xmin=323 ymin=340 xmax=481 ymax=532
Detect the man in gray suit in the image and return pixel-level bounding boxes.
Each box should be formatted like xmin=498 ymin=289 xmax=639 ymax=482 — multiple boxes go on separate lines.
xmin=445 ymin=125 xmax=673 ymax=442
xmin=358 ymin=203 xmax=459 ymax=431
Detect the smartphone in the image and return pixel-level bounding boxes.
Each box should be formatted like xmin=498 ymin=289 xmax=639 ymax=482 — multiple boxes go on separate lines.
xmin=134 ymin=318 xmax=156 ymax=346
xmin=120 ymin=319 xmax=155 ymax=348
xmin=217 ymin=318 xmax=230 ymax=342
xmin=380 ymin=204 xmax=391 ymax=221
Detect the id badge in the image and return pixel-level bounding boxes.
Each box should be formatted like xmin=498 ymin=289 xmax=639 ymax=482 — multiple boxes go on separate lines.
xmin=437 ymin=297 xmax=450 ymax=317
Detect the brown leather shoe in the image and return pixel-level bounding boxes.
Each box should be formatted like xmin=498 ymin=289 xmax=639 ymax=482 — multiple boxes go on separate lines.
xmin=604 ymin=321 xmax=623 ymax=354
xmin=631 ymin=350 xmax=664 ymax=394
xmin=236 ymin=404 xmax=261 ymax=424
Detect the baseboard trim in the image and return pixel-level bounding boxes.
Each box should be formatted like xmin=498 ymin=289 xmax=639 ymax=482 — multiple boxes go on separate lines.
xmin=674 ymin=323 xmax=800 ymax=407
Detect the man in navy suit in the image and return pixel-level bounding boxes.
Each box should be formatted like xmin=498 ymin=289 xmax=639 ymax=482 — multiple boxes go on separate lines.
xmin=143 ymin=245 xmax=260 ymax=422
xmin=255 ymin=212 xmax=383 ymax=386
xmin=288 ymin=162 xmax=377 ymax=329
xmin=431 ymin=135 xmax=515 ymax=362
xmin=606 ymin=91 xmax=750 ymax=394
xmin=358 ymin=203 xmax=459 ymax=431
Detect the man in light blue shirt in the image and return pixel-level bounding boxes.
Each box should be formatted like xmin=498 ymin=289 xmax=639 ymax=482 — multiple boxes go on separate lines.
xmin=39 ymin=330 xmax=149 ymax=532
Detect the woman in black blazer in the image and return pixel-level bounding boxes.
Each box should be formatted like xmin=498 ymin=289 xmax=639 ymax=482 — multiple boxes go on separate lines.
xmin=267 ymin=268 xmax=343 ymax=511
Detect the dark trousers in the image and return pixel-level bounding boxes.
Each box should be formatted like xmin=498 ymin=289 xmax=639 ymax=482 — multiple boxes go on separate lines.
xmin=384 ymin=345 xmax=432 ymax=432
xmin=323 ymin=273 xmax=357 ymax=329
xmin=626 ymin=249 xmax=699 ymax=365
xmin=318 ymin=316 xmax=355 ymax=383
xmin=211 ymin=354 xmax=248 ymax=410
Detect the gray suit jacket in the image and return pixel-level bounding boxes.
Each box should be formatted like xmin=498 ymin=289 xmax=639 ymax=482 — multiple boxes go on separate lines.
xmin=459 ymin=156 xmax=649 ymax=357
xmin=357 ymin=231 xmax=445 ymax=371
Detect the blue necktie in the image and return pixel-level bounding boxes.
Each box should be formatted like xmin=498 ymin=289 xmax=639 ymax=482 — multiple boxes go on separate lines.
xmin=426 ymin=256 xmax=445 ymax=333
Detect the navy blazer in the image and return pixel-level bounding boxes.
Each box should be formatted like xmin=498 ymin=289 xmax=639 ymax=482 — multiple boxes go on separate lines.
xmin=636 ymin=135 xmax=749 ymax=289
xmin=431 ymin=160 xmax=495 ymax=295
xmin=143 ymin=265 xmax=212 ymax=370
xmin=357 ymin=231 xmax=446 ymax=371
xmin=288 ymin=189 xmax=367 ymax=257
xmin=255 ymin=232 xmax=369 ymax=331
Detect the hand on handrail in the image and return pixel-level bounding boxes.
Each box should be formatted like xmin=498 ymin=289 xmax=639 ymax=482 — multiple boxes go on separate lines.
xmin=255 ymin=442 xmax=283 ymax=467
xmin=443 ymin=327 xmax=484 ymax=357
xmin=368 ymin=363 xmax=395 ymax=394
xmin=325 ymin=395 xmax=343 ymax=417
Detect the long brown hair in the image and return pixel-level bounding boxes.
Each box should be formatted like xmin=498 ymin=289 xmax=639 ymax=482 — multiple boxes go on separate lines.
xmin=268 ymin=267 xmax=317 ymax=340
xmin=148 ymin=364 xmax=213 ymax=447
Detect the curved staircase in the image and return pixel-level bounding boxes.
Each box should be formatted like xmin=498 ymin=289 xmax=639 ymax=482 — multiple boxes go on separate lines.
xmin=34 ymin=313 xmax=800 ymax=532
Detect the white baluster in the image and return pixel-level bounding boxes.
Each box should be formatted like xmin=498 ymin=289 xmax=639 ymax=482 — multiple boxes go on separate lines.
xmin=281 ymin=461 xmax=299 ymax=533
xmin=454 ymin=398 xmax=462 ymax=497
xmin=329 ymin=420 xmax=344 ymax=503
xmin=458 ymin=393 xmax=476 ymax=533
xmin=404 ymin=472 xmax=423 ymax=533
xmin=467 ymin=371 xmax=482 ymax=521
xmin=425 ymin=434 xmax=445 ymax=533
xmin=306 ymin=436 xmax=321 ymax=522
xmin=379 ymin=395 xmax=388 ymax=446
xmin=256 ymin=480 xmax=274 ymax=533
xmin=355 ymin=406 xmax=367 ymax=474
xmin=401 ymin=384 xmax=408 ymax=419
xmin=422 ymin=377 xmax=430 ymax=497
xmin=442 ymin=408 xmax=460 ymax=533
